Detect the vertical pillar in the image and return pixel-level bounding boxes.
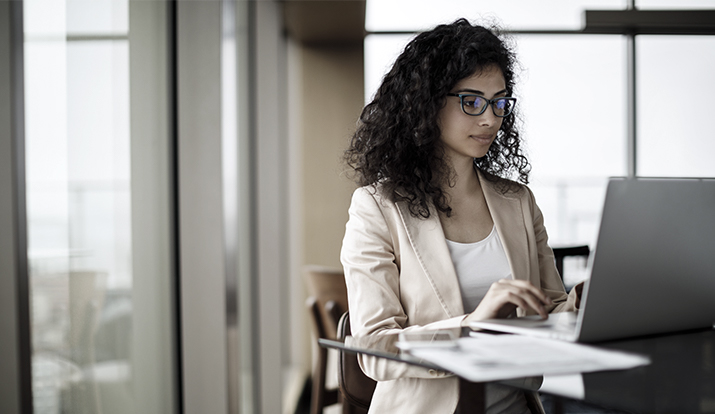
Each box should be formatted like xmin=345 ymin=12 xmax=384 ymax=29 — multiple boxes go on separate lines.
xmin=0 ymin=1 xmax=33 ymax=413
xmin=626 ymin=0 xmax=637 ymax=177
xmin=253 ymin=1 xmax=287 ymax=412
xmin=176 ymin=2 xmax=229 ymax=413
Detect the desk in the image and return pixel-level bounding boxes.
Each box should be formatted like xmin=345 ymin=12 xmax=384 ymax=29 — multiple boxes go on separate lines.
xmin=320 ymin=327 xmax=715 ymax=413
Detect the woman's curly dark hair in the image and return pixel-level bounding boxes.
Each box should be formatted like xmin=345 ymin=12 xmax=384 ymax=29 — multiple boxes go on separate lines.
xmin=344 ymin=19 xmax=530 ymax=218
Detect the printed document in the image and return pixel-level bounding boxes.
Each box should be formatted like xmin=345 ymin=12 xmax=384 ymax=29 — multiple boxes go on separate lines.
xmin=407 ymin=333 xmax=650 ymax=382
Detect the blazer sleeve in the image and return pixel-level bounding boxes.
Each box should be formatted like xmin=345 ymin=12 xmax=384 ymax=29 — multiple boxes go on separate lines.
xmin=525 ymin=187 xmax=580 ymax=313
xmin=341 ymin=187 xmax=462 ymax=381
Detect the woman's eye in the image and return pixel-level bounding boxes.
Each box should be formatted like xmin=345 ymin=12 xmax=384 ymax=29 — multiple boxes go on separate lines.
xmin=464 ymin=96 xmax=483 ymax=108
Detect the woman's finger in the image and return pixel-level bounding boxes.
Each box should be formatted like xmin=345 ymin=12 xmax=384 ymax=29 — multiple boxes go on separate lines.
xmin=489 ymin=280 xmax=549 ymax=318
xmin=496 ymin=279 xmax=552 ymax=305
xmin=500 ymin=290 xmax=547 ymax=319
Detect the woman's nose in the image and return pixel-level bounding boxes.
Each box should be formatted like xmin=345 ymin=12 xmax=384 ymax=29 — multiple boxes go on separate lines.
xmin=477 ymin=107 xmax=498 ymax=127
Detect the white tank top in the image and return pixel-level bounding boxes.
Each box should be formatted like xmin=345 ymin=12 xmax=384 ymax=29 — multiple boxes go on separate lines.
xmin=446 ymin=226 xmax=530 ymax=414
xmin=445 ymin=225 xmax=512 ymax=313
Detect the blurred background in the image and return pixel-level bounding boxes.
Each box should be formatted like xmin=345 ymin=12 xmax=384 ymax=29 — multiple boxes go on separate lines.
xmin=1 ymin=1 xmax=714 ymax=413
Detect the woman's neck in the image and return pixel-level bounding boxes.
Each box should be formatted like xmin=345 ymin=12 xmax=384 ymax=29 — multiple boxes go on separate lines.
xmin=439 ymin=158 xmax=493 ymax=243
xmin=445 ymin=158 xmax=481 ymax=199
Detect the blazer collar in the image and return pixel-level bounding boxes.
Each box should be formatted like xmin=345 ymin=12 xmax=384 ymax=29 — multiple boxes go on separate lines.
xmin=394 ymin=171 xmax=530 ymax=319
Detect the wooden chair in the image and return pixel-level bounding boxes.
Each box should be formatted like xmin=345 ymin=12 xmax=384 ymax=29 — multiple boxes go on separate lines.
xmin=305 ymin=266 xmax=349 ymax=414
xmin=336 ymin=311 xmax=376 ymax=414
xmin=552 ymin=245 xmax=590 ymax=291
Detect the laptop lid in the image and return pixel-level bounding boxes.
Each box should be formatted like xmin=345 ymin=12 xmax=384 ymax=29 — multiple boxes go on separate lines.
xmin=471 ymin=177 xmax=715 ymax=342
xmin=577 ymin=177 xmax=715 ymax=342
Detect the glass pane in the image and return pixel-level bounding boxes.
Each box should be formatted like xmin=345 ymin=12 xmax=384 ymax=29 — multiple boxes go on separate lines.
xmin=24 ymin=1 xmax=176 ymax=413
xmin=636 ymin=36 xmax=715 ymax=177
xmin=365 ymin=0 xmax=627 ymax=32
xmin=67 ymin=0 xmax=128 ymax=36
xmin=636 ymin=0 xmax=715 ymax=9
xmin=516 ymin=35 xmax=627 ymax=256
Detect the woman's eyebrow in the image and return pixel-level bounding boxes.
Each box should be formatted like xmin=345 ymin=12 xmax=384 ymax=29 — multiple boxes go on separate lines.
xmin=456 ymin=88 xmax=508 ymax=97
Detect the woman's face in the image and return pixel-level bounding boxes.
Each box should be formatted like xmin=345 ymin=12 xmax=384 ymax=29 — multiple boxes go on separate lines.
xmin=437 ymin=65 xmax=507 ymax=168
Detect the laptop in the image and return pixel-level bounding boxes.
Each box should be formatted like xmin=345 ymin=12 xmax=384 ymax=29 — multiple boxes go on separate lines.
xmin=470 ymin=177 xmax=715 ymax=343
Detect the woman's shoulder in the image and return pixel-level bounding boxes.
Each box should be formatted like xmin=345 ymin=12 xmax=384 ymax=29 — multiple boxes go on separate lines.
xmin=352 ymin=182 xmax=391 ymax=201
xmin=347 ymin=184 xmax=403 ymax=229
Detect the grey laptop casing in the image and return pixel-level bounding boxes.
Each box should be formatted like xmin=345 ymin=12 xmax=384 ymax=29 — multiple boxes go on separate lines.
xmin=471 ymin=178 xmax=715 ymax=342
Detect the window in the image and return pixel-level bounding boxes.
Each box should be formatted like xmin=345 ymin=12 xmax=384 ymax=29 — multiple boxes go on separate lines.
xmin=24 ymin=1 xmax=177 ymax=412
xmin=636 ymin=35 xmax=715 ymax=177
xmin=516 ymin=35 xmax=627 ymax=248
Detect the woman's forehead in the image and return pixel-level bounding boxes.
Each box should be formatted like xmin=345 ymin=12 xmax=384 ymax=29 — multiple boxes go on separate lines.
xmin=452 ymin=65 xmax=506 ymax=91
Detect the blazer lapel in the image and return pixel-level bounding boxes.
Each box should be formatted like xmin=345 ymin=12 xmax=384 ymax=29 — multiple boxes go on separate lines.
xmin=479 ymin=173 xmax=530 ymax=282
xmin=395 ymin=202 xmax=464 ymax=318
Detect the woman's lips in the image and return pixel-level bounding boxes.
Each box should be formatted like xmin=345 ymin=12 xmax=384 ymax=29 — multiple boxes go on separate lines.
xmin=470 ymin=134 xmax=493 ymax=144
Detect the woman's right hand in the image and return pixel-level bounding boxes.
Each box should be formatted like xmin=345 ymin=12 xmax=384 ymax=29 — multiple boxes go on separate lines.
xmin=461 ymin=279 xmax=552 ymax=327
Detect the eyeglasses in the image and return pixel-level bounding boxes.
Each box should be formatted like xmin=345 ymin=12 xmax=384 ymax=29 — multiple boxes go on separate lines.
xmin=446 ymin=94 xmax=517 ymax=117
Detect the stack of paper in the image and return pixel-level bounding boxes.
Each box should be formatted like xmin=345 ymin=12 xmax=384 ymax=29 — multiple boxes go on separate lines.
xmin=408 ymin=333 xmax=650 ymax=383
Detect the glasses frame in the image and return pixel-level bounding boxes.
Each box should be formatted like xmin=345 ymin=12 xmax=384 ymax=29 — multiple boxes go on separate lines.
xmin=446 ymin=93 xmax=517 ymax=118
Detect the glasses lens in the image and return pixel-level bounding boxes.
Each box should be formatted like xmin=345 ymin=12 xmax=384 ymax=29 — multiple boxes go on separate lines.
xmin=493 ymin=98 xmax=514 ymax=117
xmin=462 ymin=95 xmax=487 ymax=115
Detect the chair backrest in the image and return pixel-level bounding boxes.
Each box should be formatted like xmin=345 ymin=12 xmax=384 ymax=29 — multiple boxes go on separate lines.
xmin=336 ymin=311 xmax=376 ymax=411
xmin=305 ymin=266 xmax=349 ymax=340
xmin=552 ymin=245 xmax=590 ymax=289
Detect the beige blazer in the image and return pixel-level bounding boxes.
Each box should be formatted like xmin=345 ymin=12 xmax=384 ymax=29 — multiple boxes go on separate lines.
xmin=340 ymin=172 xmax=578 ymax=414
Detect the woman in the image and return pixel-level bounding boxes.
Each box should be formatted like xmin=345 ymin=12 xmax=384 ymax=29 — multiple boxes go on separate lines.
xmin=341 ymin=19 xmax=581 ymax=413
